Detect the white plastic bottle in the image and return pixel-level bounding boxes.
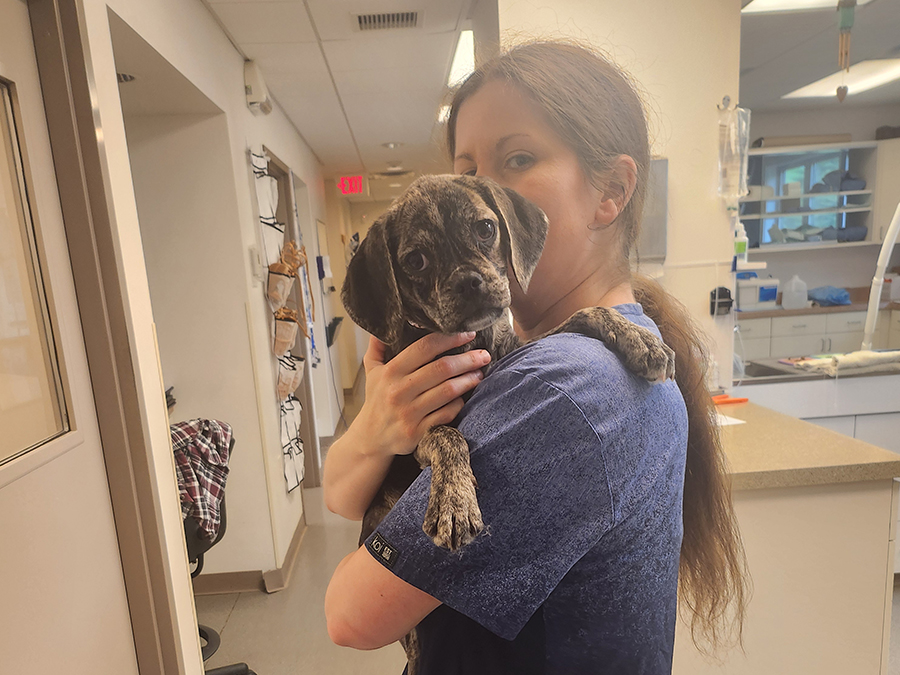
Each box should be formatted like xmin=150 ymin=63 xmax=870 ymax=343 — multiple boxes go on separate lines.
xmin=782 ymin=274 xmax=808 ymax=310
xmin=734 ymin=221 xmax=749 ymax=264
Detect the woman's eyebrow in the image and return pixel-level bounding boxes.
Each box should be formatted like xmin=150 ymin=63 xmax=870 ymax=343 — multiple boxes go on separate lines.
xmin=454 ymin=133 xmax=531 ymax=164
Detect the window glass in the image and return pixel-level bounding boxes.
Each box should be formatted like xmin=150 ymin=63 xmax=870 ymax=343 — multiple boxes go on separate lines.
xmin=0 ymin=82 xmax=67 ymax=464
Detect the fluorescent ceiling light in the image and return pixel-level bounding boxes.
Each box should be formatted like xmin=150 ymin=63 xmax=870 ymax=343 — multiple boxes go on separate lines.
xmin=448 ymin=30 xmax=474 ymax=87
xmin=743 ymin=0 xmax=872 ymax=12
xmin=783 ymin=59 xmax=900 ymax=98
xmin=438 ymin=105 xmax=451 ymax=123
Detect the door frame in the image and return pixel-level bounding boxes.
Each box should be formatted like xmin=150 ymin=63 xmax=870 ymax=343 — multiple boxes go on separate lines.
xmin=28 ymin=0 xmax=184 ymax=672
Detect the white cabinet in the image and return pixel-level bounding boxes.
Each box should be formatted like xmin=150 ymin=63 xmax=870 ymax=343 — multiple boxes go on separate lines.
xmin=890 ymin=310 xmax=900 ymax=349
xmin=738 ymin=309 xmax=894 ymax=360
xmin=771 ymin=314 xmax=827 ymax=337
xmin=805 ymin=415 xmax=857 ymax=436
xmin=771 ymin=335 xmax=825 ymax=358
xmin=855 ymin=413 xmax=900 ymax=454
xmin=739 ymin=337 xmax=771 ymax=361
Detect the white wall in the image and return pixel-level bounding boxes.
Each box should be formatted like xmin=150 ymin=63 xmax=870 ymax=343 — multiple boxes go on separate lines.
xmin=78 ymin=0 xmax=332 ymax=668
xmin=750 ymin=102 xmax=900 ymax=143
xmin=498 ymin=0 xmax=742 ymax=389
xmin=125 ymin=113 xmax=284 ymax=573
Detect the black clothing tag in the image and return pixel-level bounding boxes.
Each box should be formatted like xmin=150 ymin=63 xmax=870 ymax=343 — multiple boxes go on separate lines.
xmin=368 ymin=532 xmax=400 ymax=569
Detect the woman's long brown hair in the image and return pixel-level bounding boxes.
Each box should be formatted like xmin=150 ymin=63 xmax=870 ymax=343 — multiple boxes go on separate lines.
xmin=447 ymin=40 xmax=749 ymax=655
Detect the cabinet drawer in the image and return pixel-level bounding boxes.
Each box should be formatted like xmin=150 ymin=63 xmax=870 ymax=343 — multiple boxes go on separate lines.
xmin=826 ymin=311 xmax=867 ymax=334
xmin=892 ymin=310 xmax=900 ymax=331
xmin=771 ymin=314 xmax=827 ymax=337
xmin=771 ymin=335 xmax=825 ymax=358
xmin=736 ymin=317 xmax=771 ymax=339
xmin=737 ymin=337 xmax=770 ymax=361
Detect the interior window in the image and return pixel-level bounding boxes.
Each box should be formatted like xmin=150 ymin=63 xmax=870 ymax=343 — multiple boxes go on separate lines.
xmin=0 ymin=82 xmax=67 ymax=465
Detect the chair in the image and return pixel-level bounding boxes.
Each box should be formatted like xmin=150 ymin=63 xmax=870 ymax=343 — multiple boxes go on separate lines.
xmin=181 ymin=434 xmax=257 ymax=675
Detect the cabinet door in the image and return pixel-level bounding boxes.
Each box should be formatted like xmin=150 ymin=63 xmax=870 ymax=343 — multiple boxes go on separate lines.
xmin=827 ymin=331 xmax=865 ymax=354
xmin=737 ymin=336 xmax=770 ymax=361
xmin=855 ymin=413 xmax=900 ymax=454
xmin=804 ymin=416 xmax=856 ymax=437
xmin=770 ymin=335 xmax=825 ymax=358
xmin=891 ymin=311 xmax=900 ymax=349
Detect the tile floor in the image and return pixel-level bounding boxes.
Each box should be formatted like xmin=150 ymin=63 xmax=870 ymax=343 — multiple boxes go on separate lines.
xmin=195 ymin=491 xmax=407 ymax=674
xmin=196 ymin=372 xmax=900 ymax=674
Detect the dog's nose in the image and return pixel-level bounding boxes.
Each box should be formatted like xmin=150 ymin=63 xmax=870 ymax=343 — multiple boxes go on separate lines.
xmin=454 ymin=272 xmax=484 ymax=298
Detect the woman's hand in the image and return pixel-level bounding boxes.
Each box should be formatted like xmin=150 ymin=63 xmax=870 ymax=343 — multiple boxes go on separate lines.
xmin=322 ymin=332 xmax=491 ymax=520
xmin=356 ymin=332 xmax=491 ymax=458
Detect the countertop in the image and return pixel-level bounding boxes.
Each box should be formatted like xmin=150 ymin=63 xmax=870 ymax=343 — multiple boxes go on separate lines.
xmin=721 ymin=402 xmax=900 ymax=490
xmin=737 ymin=286 xmax=900 ymax=320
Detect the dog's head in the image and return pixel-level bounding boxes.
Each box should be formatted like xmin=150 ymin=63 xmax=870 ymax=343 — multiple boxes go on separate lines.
xmin=341 ymin=175 xmax=548 ymax=344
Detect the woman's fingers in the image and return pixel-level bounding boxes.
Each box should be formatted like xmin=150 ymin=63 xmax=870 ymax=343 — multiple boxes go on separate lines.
xmin=411 ymin=369 xmax=484 ymax=422
xmin=388 ymin=331 xmax=477 ymax=376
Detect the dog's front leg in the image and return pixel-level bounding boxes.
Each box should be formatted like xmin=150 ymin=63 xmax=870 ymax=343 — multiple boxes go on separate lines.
xmin=415 ymin=426 xmax=483 ymax=551
xmin=547 ymin=307 xmax=676 ymax=382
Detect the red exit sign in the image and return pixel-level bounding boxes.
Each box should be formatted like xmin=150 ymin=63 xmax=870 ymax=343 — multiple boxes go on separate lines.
xmin=338 ymin=175 xmax=364 ymax=195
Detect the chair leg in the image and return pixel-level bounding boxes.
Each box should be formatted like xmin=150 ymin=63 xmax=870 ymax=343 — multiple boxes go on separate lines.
xmin=205 ymin=664 xmax=253 ymax=675
xmin=198 ymin=624 xmax=221 ymax=661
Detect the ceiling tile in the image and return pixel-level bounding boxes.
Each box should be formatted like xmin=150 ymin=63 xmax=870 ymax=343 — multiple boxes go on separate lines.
xmin=210 ymin=2 xmax=316 ymax=44
xmin=322 ymin=32 xmax=456 ymax=72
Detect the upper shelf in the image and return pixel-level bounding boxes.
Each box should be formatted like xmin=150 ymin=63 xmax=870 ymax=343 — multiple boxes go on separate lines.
xmin=739 ymin=190 xmax=872 ymax=203
xmin=748 ymin=141 xmax=878 ymax=156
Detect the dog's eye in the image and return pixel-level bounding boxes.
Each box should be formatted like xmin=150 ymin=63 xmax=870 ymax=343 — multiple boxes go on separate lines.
xmin=474 ymin=219 xmax=496 ymax=242
xmin=404 ymin=250 xmax=429 ymax=273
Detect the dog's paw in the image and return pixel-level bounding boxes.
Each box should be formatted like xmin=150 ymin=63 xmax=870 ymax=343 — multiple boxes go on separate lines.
xmin=422 ymin=473 xmax=483 ymax=551
xmin=621 ymin=324 xmax=676 ymax=383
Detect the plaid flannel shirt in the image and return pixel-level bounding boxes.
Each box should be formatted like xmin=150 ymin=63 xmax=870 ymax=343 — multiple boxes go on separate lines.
xmin=170 ymin=419 xmax=233 ymax=540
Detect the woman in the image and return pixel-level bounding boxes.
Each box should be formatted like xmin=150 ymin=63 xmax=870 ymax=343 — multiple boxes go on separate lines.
xmin=324 ymin=41 xmax=747 ymax=674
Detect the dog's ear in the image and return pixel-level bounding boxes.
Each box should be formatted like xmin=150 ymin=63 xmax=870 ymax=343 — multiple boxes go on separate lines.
xmin=454 ymin=175 xmax=548 ymax=292
xmin=341 ymin=210 xmax=404 ymax=344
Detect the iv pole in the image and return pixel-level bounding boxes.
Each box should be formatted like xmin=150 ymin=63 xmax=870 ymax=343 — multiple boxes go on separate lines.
xmin=861 ymin=202 xmax=900 ymax=351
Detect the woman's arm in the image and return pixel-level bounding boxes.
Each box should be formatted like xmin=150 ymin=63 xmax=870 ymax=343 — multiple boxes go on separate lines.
xmin=323 ymin=333 xmax=491 ymax=520
xmin=325 ymin=545 xmax=441 ymax=649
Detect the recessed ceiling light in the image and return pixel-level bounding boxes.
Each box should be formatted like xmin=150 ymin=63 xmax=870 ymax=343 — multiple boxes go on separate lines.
xmin=742 ymin=0 xmax=872 ymax=12
xmin=382 ymin=142 xmax=403 ymax=149
xmin=448 ymin=30 xmax=475 ymax=87
xmin=389 ymin=183 xmax=402 ymax=188
xmin=783 ymin=59 xmax=900 ymax=98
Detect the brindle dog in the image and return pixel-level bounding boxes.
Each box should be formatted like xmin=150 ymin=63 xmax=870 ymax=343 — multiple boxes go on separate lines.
xmin=341 ymin=175 xmax=675 ymax=671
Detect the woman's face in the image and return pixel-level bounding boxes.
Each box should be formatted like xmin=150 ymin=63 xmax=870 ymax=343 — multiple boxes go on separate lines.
xmin=452 ymin=80 xmax=621 ymax=329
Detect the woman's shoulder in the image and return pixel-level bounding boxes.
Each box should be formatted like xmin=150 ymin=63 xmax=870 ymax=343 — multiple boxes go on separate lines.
xmin=491 ymin=303 xmax=659 ymax=383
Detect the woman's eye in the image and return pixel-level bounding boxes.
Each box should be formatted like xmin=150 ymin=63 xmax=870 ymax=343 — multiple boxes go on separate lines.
xmin=404 ymin=250 xmax=429 ymax=272
xmin=474 ymin=219 xmax=496 ymax=242
xmin=461 ymin=168 xmax=477 ymax=177
xmin=505 ymin=154 xmax=534 ymax=170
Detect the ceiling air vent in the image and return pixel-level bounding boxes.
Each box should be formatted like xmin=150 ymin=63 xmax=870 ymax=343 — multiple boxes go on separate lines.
xmin=356 ymin=12 xmax=418 ymax=31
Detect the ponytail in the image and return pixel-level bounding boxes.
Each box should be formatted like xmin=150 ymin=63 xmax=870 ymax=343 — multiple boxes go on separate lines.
xmin=633 ymin=274 xmax=750 ymax=654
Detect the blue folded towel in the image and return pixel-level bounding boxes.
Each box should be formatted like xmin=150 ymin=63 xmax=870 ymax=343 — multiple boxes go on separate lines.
xmin=808 ymin=286 xmax=851 ymax=306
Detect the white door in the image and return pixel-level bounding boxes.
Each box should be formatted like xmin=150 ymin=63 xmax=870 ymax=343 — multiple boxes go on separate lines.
xmin=0 ymin=1 xmax=139 ymax=672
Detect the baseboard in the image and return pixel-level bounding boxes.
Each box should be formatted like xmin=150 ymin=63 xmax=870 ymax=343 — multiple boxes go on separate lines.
xmin=192 ymin=570 xmax=265 ymax=595
xmin=192 ymin=512 xmax=308 ymax=596
xmin=262 ymin=512 xmax=308 ymax=593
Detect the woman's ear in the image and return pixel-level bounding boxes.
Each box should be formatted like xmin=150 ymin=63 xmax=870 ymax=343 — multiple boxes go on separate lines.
xmin=593 ymin=155 xmax=638 ymax=229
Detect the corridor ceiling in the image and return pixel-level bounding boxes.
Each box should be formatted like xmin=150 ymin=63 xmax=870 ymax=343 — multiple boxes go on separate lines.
xmin=204 ymin=0 xmax=473 ymax=186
